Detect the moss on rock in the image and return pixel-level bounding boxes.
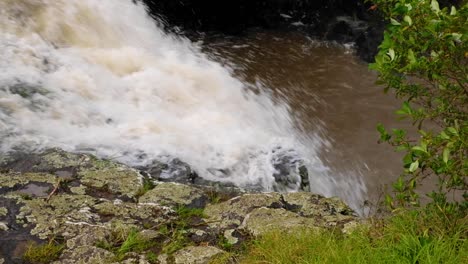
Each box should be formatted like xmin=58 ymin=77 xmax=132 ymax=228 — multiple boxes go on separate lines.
xmin=0 ymin=172 xmax=57 ymax=189
xmin=139 ymin=182 xmax=208 ymax=208
xmin=240 ymin=207 xmax=321 ymax=236
xmin=204 ymin=193 xmax=282 ymax=229
xmin=173 ymin=246 xmax=225 ymax=264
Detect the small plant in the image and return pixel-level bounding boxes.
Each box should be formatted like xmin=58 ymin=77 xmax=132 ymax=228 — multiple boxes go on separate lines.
xmin=96 ymin=226 xmax=157 ymax=261
xmin=158 ymin=206 xmax=205 ymax=255
xmin=175 ymin=206 xmax=206 ymax=224
xmin=135 ymin=178 xmax=156 ymax=198
xmin=205 ymin=189 xmax=232 ymax=204
xmin=146 ymin=252 xmax=158 ymax=264
xmin=23 ymin=240 xmax=64 ymax=264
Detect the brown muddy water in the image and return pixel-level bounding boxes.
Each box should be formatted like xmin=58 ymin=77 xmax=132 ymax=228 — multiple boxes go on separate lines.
xmin=202 ymin=31 xmax=411 ymax=208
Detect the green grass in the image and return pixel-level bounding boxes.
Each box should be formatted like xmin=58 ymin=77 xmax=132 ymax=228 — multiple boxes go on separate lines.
xmin=135 ymin=178 xmax=156 ymax=198
xmin=240 ymin=208 xmax=468 ymax=264
xmin=23 ymin=241 xmax=64 ymax=264
xmin=159 ymin=206 xmax=206 ymax=254
xmin=96 ymin=227 xmax=157 ymax=261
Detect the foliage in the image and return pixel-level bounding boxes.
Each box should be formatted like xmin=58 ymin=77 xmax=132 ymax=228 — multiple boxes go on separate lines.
xmin=95 ymin=225 xmax=157 ymax=261
xmin=135 ymin=177 xmax=156 ymax=198
xmin=23 ymin=240 xmax=64 ymax=264
xmin=240 ymin=208 xmax=468 ymax=264
xmin=159 ymin=206 xmax=205 ymax=254
xmin=369 ymin=0 xmax=467 ymax=210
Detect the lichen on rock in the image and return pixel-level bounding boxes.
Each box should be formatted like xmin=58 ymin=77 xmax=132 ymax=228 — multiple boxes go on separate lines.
xmin=139 ymin=182 xmax=208 ymax=208
xmin=240 ymin=207 xmax=320 ymax=236
xmin=0 ymin=148 xmax=360 ymax=263
xmin=173 ymin=246 xmax=225 ymax=264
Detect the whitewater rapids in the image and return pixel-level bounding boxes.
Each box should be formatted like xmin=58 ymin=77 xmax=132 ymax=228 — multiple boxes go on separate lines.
xmin=0 ymin=0 xmax=366 ymax=210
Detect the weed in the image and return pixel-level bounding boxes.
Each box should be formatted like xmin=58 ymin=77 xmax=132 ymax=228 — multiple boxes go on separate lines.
xmin=23 ymin=240 xmax=64 ymax=264
xmin=96 ymin=227 xmax=157 ymax=261
xmin=146 ymin=252 xmax=158 ymax=264
xmin=135 ymin=178 xmax=156 ymax=198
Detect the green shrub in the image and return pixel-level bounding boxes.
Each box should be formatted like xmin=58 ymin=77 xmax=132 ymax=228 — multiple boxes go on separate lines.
xmin=369 ymin=0 xmax=467 ymax=212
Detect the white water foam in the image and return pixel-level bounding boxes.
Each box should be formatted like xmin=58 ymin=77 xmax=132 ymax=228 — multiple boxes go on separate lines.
xmin=0 ymin=0 xmax=366 ymax=210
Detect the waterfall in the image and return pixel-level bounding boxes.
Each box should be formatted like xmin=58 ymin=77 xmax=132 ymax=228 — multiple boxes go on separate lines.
xmin=0 ymin=0 xmax=366 ymax=210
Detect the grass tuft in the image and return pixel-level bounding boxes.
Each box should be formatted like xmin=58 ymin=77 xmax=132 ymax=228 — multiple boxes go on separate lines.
xmin=96 ymin=226 xmax=157 ymax=261
xmin=23 ymin=241 xmax=64 ymax=264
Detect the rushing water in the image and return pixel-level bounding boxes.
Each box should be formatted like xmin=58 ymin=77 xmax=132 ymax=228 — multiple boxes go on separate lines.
xmin=0 ymin=0 xmax=406 ymax=212
xmin=202 ymin=33 xmax=410 ymax=208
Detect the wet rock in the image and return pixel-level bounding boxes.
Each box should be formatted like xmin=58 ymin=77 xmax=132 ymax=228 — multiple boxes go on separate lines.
xmin=0 ymin=172 xmax=57 ymax=189
xmin=17 ymin=194 xmax=100 ymax=239
xmin=1 ymin=149 xmax=86 ymax=175
xmin=173 ymin=246 xmax=225 ymax=264
xmin=240 ymin=207 xmax=320 ymax=236
xmin=204 ymin=193 xmax=282 ymax=229
xmin=16 ymin=182 xmax=52 ymax=198
xmin=78 ymin=163 xmax=143 ymax=198
xmin=271 ymin=148 xmax=310 ymax=192
xmin=139 ymin=182 xmax=208 ymax=208
xmin=141 ymin=158 xmax=196 ymax=184
xmin=282 ymin=192 xmax=354 ymax=217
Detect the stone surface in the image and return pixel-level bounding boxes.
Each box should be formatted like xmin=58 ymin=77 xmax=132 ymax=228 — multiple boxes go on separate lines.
xmin=0 ymin=172 xmax=57 ymax=189
xmin=79 ymin=164 xmax=143 ymax=198
xmin=240 ymin=207 xmax=320 ymax=236
xmin=173 ymin=246 xmax=225 ymax=264
xmin=54 ymin=246 xmax=115 ymax=264
xmin=0 ymin=149 xmax=359 ymax=263
xmin=282 ymin=192 xmax=354 ymax=217
xmin=204 ymin=193 xmax=282 ymax=229
xmin=139 ymin=182 xmax=208 ymax=208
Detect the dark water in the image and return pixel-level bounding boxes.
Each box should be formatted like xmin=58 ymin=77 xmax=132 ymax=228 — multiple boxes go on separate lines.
xmin=202 ymin=32 xmax=411 ymax=208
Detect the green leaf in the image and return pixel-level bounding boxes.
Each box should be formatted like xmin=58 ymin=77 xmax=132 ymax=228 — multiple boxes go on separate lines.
xmin=440 ymin=131 xmax=450 ymax=140
xmin=405 ymin=3 xmax=413 ymax=11
xmin=443 ymin=148 xmax=450 ymax=164
xmin=412 ymin=146 xmax=427 ymax=154
xmin=377 ymin=123 xmax=386 ymax=134
xmin=397 ymin=102 xmax=412 ymax=115
xmin=450 ymin=6 xmax=457 ymax=15
xmin=431 ymin=0 xmax=440 ymax=13
xmin=404 ymin=15 xmax=412 ymax=26
xmin=447 ymin=127 xmax=458 ymax=135
xmin=387 ymin=48 xmax=396 ymax=61
xmin=390 ymin=18 xmax=401 ymax=26
xmin=407 ymin=49 xmax=416 ymax=65
xmin=451 ymin=33 xmax=462 ymax=42
xmin=409 ymin=160 xmax=419 ymax=172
